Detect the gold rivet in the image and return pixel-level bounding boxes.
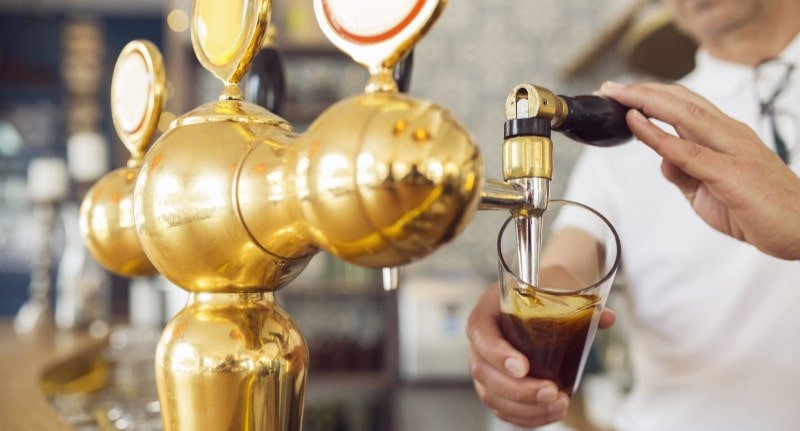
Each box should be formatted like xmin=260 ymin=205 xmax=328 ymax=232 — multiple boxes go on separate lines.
xmin=393 ymin=120 xmax=407 ymax=136
xmin=413 ymin=128 xmax=430 ymax=143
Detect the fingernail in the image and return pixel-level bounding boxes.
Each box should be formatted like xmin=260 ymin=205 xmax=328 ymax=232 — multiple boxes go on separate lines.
xmin=536 ymin=386 xmax=558 ymax=403
xmin=504 ymin=357 xmax=526 ymax=378
xmin=630 ymin=109 xmax=648 ymax=123
xmin=548 ymin=396 xmax=568 ymax=414
xmin=602 ymin=80 xmax=625 ymax=91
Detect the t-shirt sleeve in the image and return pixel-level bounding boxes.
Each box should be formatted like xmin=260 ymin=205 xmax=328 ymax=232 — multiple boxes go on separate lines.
xmin=552 ymin=146 xmax=622 ymax=245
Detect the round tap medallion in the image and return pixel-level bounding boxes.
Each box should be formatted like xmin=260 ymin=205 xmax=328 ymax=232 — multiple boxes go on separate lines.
xmin=322 ymin=0 xmax=426 ymax=44
xmin=314 ymin=0 xmax=445 ymax=71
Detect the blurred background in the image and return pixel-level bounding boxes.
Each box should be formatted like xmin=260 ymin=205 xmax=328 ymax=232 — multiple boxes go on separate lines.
xmin=0 ymin=0 xmax=695 ymax=430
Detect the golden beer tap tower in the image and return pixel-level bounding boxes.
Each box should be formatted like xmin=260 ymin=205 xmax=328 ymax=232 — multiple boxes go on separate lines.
xmin=79 ymin=0 xmax=630 ymax=429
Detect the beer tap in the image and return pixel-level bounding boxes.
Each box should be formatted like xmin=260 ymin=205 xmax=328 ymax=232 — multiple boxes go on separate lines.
xmin=80 ymin=40 xmax=164 ymax=278
xmin=306 ymin=0 xmax=632 ymax=288
xmin=486 ymin=84 xmax=630 ymax=286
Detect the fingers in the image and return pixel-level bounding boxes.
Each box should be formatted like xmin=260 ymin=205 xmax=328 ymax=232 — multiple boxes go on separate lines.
xmin=476 ymin=382 xmax=568 ymax=429
xmin=626 ymin=108 xmax=723 ymax=185
xmin=598 ymin=308 xmax=616 ymax=329
xmin=598 ymin=81 xmax=736 ymax=153
xmin=467 ymin=285 xmax=612 ymax=428
xmin=471 ymin=349 xmax=568 ymax=427
xmin=639 ymin=82 xmax=723 ymax=115
xmin=467 ymin=285 xmax=568 ymax=427
xmin=661 ymin=159 xmax=702 ymax=201
xmin=466 ymin=284 xmax=529 ymax=378
xmin=480 ymin=382 xmax=569 ymax=429
xmin=469 ymin=347 xmax=559 ymax=403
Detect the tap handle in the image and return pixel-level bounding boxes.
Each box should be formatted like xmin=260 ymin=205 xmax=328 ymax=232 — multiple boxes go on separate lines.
xmin=556 ymin=95 xmax=632 ymax=147
xmin=245 ymin=46 xmax=286 ymax=114
xmin=393 ymin=50 xmax=414 ymax=93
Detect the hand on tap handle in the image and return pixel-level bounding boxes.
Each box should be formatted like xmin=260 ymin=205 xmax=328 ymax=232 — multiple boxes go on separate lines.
xmin=598 ymin=81 xmax=800 ymax=260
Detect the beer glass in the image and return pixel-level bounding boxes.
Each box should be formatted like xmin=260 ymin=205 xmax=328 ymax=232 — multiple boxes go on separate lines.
xmin=497 ymin=200 xmax=621 ymax=394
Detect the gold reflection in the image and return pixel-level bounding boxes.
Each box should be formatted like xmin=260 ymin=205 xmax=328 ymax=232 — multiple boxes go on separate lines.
xmin=80 ymin=165 xmax=157 ymax=276
xmin=156 ymin=293 xmax=306 ymax=431
xmin=167 ymin=9 xmax=190 ymax=33
xmin=297 ymin=92 xmax=482 ymax=267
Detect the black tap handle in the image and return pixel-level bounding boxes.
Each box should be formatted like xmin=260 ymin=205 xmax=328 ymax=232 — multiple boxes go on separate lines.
xmin=244 ymin=46 xmax=286 ymax=114
xmin=393 ymin=50 xmax=414 ymax=93
xmin=555 ymin=95 xmax=632 ymax=147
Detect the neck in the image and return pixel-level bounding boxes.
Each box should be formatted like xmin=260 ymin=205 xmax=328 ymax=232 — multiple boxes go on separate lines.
xmin=703 ymin=7 xmax=800 ymax=66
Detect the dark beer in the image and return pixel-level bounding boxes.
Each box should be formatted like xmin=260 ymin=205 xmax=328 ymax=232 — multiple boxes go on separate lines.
xmin=500 ymin=291 xmax=599 ymax=394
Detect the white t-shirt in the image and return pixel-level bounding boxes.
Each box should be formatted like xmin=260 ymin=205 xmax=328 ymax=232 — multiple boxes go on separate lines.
xmin=559 ymin=33 xmax=800 ymax=431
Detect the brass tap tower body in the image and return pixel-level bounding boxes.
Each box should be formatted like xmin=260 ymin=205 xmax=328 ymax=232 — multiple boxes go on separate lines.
xmin=83 ymin=32 xmax=313 ymax=430
xmin=139 ymin=2 xmax=311 ymax=430
xmin=80 ymin=0 xmax=631 ymax=429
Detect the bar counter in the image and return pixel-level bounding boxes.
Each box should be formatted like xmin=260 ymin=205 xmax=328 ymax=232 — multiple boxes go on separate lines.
xmin=0 ymin=320 xmax=107 ymax=430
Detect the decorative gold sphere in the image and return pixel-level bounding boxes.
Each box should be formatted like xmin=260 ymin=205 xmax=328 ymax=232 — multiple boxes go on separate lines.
xmin=134 ymin=101 xmax=317 ymax=293
xmin=297 ymin=92 xmax=483 ymax=268
xmin=80 ymin=166 xmax=158 ymax=277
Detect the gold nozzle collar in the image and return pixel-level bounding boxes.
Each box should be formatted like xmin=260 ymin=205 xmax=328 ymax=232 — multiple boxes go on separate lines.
xmin=502 ymin=135 xmax=553 ymax=180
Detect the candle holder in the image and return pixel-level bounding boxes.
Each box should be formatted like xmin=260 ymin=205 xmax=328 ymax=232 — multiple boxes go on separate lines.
xmin=14 ymin=158 xmax=69 ymax=335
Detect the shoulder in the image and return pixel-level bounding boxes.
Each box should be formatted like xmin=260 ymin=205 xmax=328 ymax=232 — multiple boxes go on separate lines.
xmin=675 ymin=67 xmax=704 ymax=93
xmin=567 ymin=141 xmax=663 ymax=196
xmin=574 ymin=138 xmax=659 ymax=170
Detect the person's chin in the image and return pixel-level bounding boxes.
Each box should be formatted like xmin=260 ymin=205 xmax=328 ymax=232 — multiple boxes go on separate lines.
xmin=690 ymin=0 xmax=757 ymax=36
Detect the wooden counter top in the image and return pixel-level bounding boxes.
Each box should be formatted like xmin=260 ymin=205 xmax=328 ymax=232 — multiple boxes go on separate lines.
xmin=0 ymin=320 xmax=106 ymax=430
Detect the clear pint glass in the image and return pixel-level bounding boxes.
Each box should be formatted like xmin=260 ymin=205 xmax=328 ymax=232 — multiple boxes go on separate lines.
xmin=497 ymin=200 xmax=621 ymax=394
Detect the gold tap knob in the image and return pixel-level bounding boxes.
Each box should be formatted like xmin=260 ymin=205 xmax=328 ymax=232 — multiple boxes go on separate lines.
xmin=79 ymin=40 xmax=164 ymax=277
xmin=502 ymin=84 xmax=558 ymax=182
